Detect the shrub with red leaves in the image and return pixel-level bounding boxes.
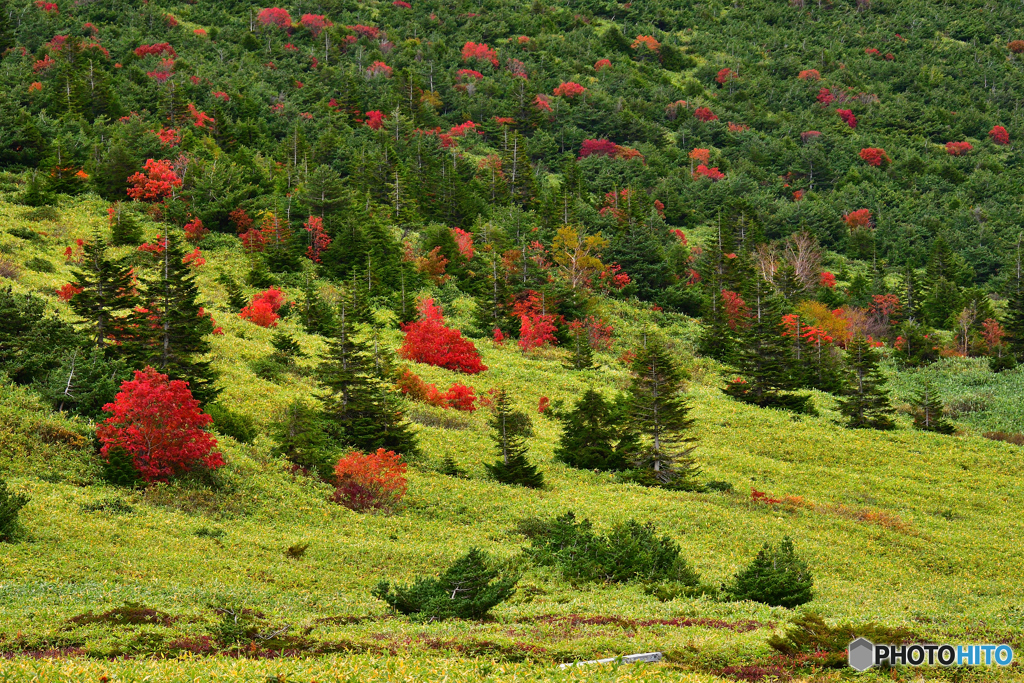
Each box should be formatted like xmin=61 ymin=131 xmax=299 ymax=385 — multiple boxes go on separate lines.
xmin=399 ymin=298 xmax=487 ymax=374
xmin=96 ymin=367 xmax=223 ymax=483
xmin=332 ymin=449 xmax=407 ymax=511
xmin=126 ymin=159 xmax=182 ymax=201
xmin=1008 ymin=40 xmax=1024 ymax=54
xmin=715 ymin=67 xmax=735 ymax=84
xmin=722 ymin=290 xmax=749 ymax=329
xmin=595 ymin=58 xmax=611 ymax=70
xmin=843 ymin=208 xmax=873 ymax=229
xmin=240 ymin=287 xmax=285 ymax=327
xmin=693 ymin=107 xmax=718 ymax=122
xmin=989 ymin=125 xmax=1010 ymax=145
xmin=462 ymin=41 xmax=498 ymax=67
xmin=859 ymin=147 xmax=890 ymax=167
xmin=693 ymin=164 xmax=725 ymax=181
xmin=451 ymin=228 xmax=474 ymax=260
xmin=299 ymin=14 xmax=331 ymax=36
xmin=553 ymin=81 xmax=586 ymax=97
xmin=945 ymin=141 xmax=973 ymax=156
xmin=183 ymin=217 xmax=208 ymax=242
xmin=579 ymin=138 xmax=619 ymax=159
xmin=303 ymin=216 xmax=331 ymax=262
xmin=365 ymin=110 xmax=386 ymax=130
xmin=797 ymin=69 xmax=820 ymax=80
xmin=801 ymin=131 xmax=821 ymax=143
xmin=443 ymin=384 xmax=477 ymax=411
xmin=819 ymin=271 xmax=837 ymax=288
xmin=257 ymin=7 xmax=291 ymax=29
xmin=537 ymin=396 xmax=550 ymax=414
xmin=836 ymin=109 xmax=857 ymax=128
xmin=134 ymin=43 xmax=177 ymax=58
xmin=816 ymin=87 xmax=834 ymax=105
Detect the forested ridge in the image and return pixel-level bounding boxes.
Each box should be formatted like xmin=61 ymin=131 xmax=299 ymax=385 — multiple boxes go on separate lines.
xmin=3 ymin=0 xmax=1024 ymax=676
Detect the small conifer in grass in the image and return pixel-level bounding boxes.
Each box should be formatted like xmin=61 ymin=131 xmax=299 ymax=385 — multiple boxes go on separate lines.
xmin=67 ymin=229 xmax=138 ymax=350
xmin=372 ymin=547 xmax=518 ymax=621
xmin=109 ymin=204 xmax=143 ymax=246
xmin=625 ymin=339 xmax=700 ymax=490
xmin=553 ymin=389 xmax=629 ymax=471
xmin=438 ymin=453 xmax=468 ymax=478
xmin=911 ymin=380 xmax=955 ymax=435
xmin=219 ymin=272 xmax=248 ymax=312
xmin=564 ymin=322 xmax=595 ymax=371
xmin=729 ymin=537 xmax=814 ymax=608
xmin=485 ymin=388 xmax=544 ymax=488
xmin=1006 ymin=246 xmax=1024 ymax=362
xmin=101 ymin=446 xmax=143 ymax=488
xmin=0 ymin=476 xmax=30 ymax=542
xmin=272 ymin=399 xmax=332 ymax=478
xmin=838 ymin=334 xmax=895 ymax=430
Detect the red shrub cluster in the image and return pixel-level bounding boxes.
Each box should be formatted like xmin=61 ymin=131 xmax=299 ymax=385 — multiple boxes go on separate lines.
xmin=836 ymin=108 xmax=857 ymax=128
xmin=843 ymin=208 xmax=873 ymax=229
xmin=451 ymin=228 xmax=474 ymax=260
xmin=303 ymin=216 xmax=331 ymax=262
xmin=365 ymin=110 xmax=386 ymax=130
xmin=257 ymin=7 xmax=292 ymax=29
xmin=456 ymin=68 xmax=484 ymax=81
xmin=816 ymin=87 xmax=834 ymax=105
xmin=183 ymin=217 xmax=208 ymax=242
xmin=751 ymin=488 xmax=783 ymax=505
xmin=182 ymin=247 xmax=206 ymax=268
xmin=693 ymin=107 xmax=718 ymax=122
xmin=819 ymin=271 xmax=837 ymax=288
xmin=366 ymin=60 xmax=393 ymax=78
xmin=801 ymin=130 xmax=821 ymax=143
xmin=553 ymin=81 xmax=585 ymax=98
xmin=514 ymin=291 xmax=559 ymax=351
xmin=538 ymin=397 xmax=550 ymax=414
xmin=332 ymin=449 xmax=407 ymax=511
xmin=346 ymin=24 xmax=381 ymax=39
xmin=693 ymin=164 xmax=725 ymax=181
xmin=797 ymin=69 xmax=820 ymax=80
xmin=533 ymin=94 xmax=552 ymax=112
xmin=396 ymin=369 xmax=478 ymax=411
xmin=135 ymin=42 xmax=177 ymax=58
xmin=127 ymin=159 xmax=182 ymax=201
xmin=595 ymin=58 xmax=612 ymax=70
xmin=97 ymin=367 xmax=223 ymax=483
xmin=212 ymin=91 xmax=230 ymax=102
xmin=299 ymin=14 xmax=332 ymax=36
xmin=462 ymin=41 xmax=498 ymax=67
xmin=689 ymin=147 xmax=710 ymax=164
xmin=399 ymin=298 xmax=487 ymax=374
xmin=57 ymin=283 xmax=83 ymax=301
xmin=989 ymin=125 xmax=1010 ymax=145
xmin=945 ymin=141 xmax=973 ymax=156
xmin=722 ymin=290 xmax=749 ymax=329
xmin=579 ymin=138 xmax=618 ymax=158
xmin=1008 ymin=40 xmax=1024 ymax=54
xmin=240 ymin=287 xmax=285 ymax=327
xmin=35 ymin=1 xmax=59 ymax=13
xmin=229 ymin=207 xmax=253 ymax=234
xmin=597 ymin=263 xmax=631 ymax=291
xmin=716 ymin=67 xmax=736 ymax=84
xmin=859 ymin=147 xmax=890 ymax=167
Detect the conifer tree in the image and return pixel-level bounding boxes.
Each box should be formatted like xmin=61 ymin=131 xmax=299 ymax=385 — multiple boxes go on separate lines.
xmin=0 ymin=1 xmax=13 ymax=57
xmin=318 ymin=290 xmax=417 ymax=456
xmin=485 ymin=388 xmax=544 ymax=488
xmin=902 ymin=263 xmax=922 ymax=322
xmin=68 ymin=230 xmax=138 ymax=350
xmin=502 ymin=132 xmax=537 ymax=209
xmin=1006 ymin=237 xmax=1024 ymax=362
xmin=723 ymin=286 xmax=812 ymax=413
xmin=299 ymin=273 xmax=336 ymax=335
xmin=564 ymin=324 xmax=595 ymax=371
xmin=219 ymin=273 xmax=248 ymax=312
xmin=553 ymin=389 xmax=628 ymax=471
xmin=625 ymin=338 xmax=701 ymax=489
xmin=911 ymin=380 xmax=954 ymax=435
xmin=131 ymin=232 xmax=220 ymax=404
xmin=109 ymin=206 xmax=143 ymax=246
xmin=838 ymin=335 xmax=895 ymax=430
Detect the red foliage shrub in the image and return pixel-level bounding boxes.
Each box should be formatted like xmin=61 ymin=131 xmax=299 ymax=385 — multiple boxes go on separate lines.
xmin=57 ymin=283 xmax=83 ymax=301
xmin=303 ymin=216 xmax=331 ymax=262
xmin=689 ymin=148 xmax=711 ymax=165
xmin=751 ymin=488 xmax=783 ymax=505
xmin=442 ymin=383 xmax=477 ymax=411
xmin=1008 ymin=40 xmax=1024 ymax=54
xmin=126 ymin=159 xmax=182 ymax=201
xmin=946 ymin=141 xmax=973 ymax=156
xmin=865 ymin=48 xmax=880 ymax=57
xmin=801 ymin=130 xmax=821 ymax=143
xmin=230 ymin=207 xmax=253 ymax=234
xmin=989 ymin=125 xmax=1010 ymax=145
xmin=797 ymin=69 xmax=820 ymax=80
xmin=597 ymin=263 xmax=631 ymax=290
xmin=300 ymin=14 xmax=332 ymax=36
xmin=836 ymin=108 xmax=857 ymax=128
xmin=538 ymin=396 xmax=550 ymax=414
xmin=399 ymin=298 xmax=487 ymax=374
xmin=722 ymin=290 xmax=749 ymax=329
xmin=365 ymin=110 xmax=385 ymax=130
xmin=332 ymin=449 xmax=407 ymax=511
xmin=182 ymin=247 xmax=205 ymax=268
xmin=366 ymin=60 xmax=393 ymax=78
xmin=816 ymin=87 xmax=834 ymax=105
xmin=393 ymin=1 xmax=412 ymax=7
xmin=519 ymin=313 xmax=558 ymax=351
xmin=595 ymin=58 xmax=611 ymax=70
xmin=257 ymin=7 xmax=292 ymax=29
xmin=716 ymin=67 xmax=735 ymax=84
xmin=240 ymin=287 xmax=285 ymax=328
xmin=631 ymin=35 xmax=660 ymax=52
xmin=183 ymin=217 xmax=208 ymax=242
xmin=35 ymin=1 xmax=59 ymax=14
xmin=135 ymin=43 xmax=177 ymax=58
xmin=579 ymin=138 xmax=619 ymax=159
xmin=843 ymin=208 xmax=873 ymax=229
xmin=553 ymin=81 xmax=586 ymax=97
xmin=451 ymin=228 xmax=474 ymax=260
xmin=456 ymin=68 xmax=484 ymax=81
xmin=493 ymin=328 xmax=505 ymax=345
xmin=533 ymin=94 xmax=552 ymax=112
xmin=462 ymin=41 xmax=498 ymax=67
xmin=96 ymin=367 xmax=223 ymax=483
xmin=693 ymin=107 xmax=718 ymax=122
xmin=693 ymin=164 xmax=725 ymax=181
xmin=212 ymin=91 xmax=230 ymax=102
xmin=346 ymin=24 xmax=381 ymax=39
xmin=819 ymin=271 xmax=836 ymax=288
xmin=156 ymin=127 xmax=181 ymax=146
xmin=859 ymin=147 xmax=890 ymax=167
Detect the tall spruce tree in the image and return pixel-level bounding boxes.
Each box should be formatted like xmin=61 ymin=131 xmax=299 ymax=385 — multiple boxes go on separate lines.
xmin=838 ymin=335 xmax=895 ymax=430
xmin=723 ymin=284 xmax=813 ymax=413
xmin=1006 ymin=237 xmax=1024 ymax=362
xmin=68 ymin=230 xmax=138 ymax=351
xmin=625 ymin=338 xmax=700 ymax=489
xmin=318 ymin=289 xmax=417 ymax=456
xmin=553 ymin=389 xmax=628 ymax=471
xmin=911 ymin=380 xmax=954 ymax=435
xmin=564 ymin=324 xmax=595 ymax=371
xmin=485 ymin=388 xmax=544 ymax=488
xmin=131 ymin=232 xmax=219 ymax=404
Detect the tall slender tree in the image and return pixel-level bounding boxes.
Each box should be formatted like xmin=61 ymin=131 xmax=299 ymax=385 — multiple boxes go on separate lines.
xmin=625 ymin=338 xmax=700 ymax=489
xmin=553 ymin=388 xmax=628 ymax=471
xmin=838 ymin=335 xmax=895 ymax=430
xmin=485 ymin=388 xmax=544 ymax=488
xmin=911 ymin=380 xmax=954 ymax=435
xmin=68 ymin=230 xmax=138 ymax=351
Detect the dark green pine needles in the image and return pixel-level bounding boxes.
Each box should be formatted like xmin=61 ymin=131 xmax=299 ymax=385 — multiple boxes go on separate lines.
xmin=838 ymin=335 xmax=895 ymax=430
xmin=729 ymin=537 xmax=814 ymax=608
xmin=553 ymin=388 xmax=629 ymax=471
xmin=485 ymin=388 xmax=544 ymax=488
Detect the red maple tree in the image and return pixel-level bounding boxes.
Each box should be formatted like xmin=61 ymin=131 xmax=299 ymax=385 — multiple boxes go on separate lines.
xmin=859 ymin=147 xmax=890 ymax=167
xmin=332 ymin=449 xmax=407 ymax=511
xmin=989 ymin=125 xmax=1010 ymax=145
xmin=126 ymin=159 xmax=182 ymax=201
xmin=240 ymin=287 xmax=285 ymax=327
xmin=96 ymin=367 xmax=223 ymax=482
xmin=257 ymin=7 xmax=291 ymax=29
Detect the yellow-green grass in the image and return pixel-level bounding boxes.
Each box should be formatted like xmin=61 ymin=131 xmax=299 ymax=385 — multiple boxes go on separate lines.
xmin=2 ymin=196 xmax=1024 ymax=680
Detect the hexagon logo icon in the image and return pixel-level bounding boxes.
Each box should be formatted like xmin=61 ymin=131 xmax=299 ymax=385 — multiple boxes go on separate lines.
xmin=848 ymin=638 xmax=875 ymax=671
